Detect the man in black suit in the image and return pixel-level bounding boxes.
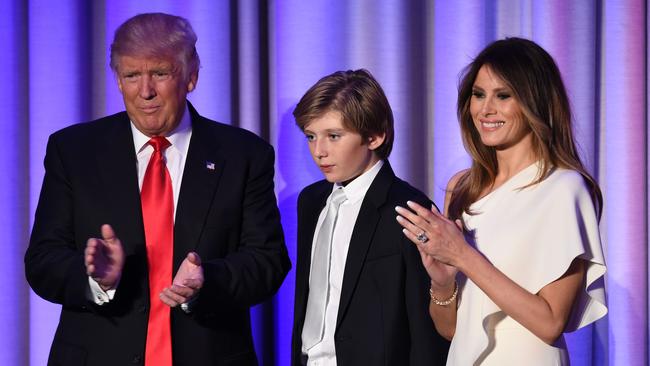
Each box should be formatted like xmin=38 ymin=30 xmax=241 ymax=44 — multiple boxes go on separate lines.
xmin=25 ymin=13 xmax=290 ymax=366
xmin=291 ymin=69 xmax=449 ymax=365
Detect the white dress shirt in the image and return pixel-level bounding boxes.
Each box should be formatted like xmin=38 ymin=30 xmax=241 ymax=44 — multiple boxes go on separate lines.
xmin=88 ymin=105 xmax=192 ymax=304
xmin=302 ymin=160 xmax=383 ymax=366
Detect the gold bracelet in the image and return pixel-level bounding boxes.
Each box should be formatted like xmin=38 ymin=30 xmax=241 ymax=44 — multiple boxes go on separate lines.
xmin=429 ymin=281 xmax=458 ymax=306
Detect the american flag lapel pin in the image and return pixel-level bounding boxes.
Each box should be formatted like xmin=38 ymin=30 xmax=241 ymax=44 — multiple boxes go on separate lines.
xmin=206 ymin=161 xmax=215 ymax=171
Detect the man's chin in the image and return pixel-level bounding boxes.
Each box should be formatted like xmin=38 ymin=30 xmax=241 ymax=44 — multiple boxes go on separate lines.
xmin=132 ymin=120 xmax=172 ymax=137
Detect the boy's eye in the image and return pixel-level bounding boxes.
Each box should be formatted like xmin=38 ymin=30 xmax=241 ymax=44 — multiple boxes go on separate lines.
xmin=328 ymin=133 xmax=340 ymax=140
xmin=305 ymin=134 xmax=315 ymax=142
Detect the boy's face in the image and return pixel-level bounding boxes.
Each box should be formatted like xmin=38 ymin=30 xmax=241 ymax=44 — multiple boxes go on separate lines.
xmin=303 ymin=111 xmax=385 ymax=184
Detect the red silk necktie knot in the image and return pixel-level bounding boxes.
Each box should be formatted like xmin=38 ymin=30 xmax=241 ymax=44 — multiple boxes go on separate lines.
xmin=149 ymin=135 xmax=171 ymax=152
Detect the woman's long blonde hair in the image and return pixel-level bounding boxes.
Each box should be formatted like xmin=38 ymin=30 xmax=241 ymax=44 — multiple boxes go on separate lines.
xmin=448 ymin=37 xmax=602 ymax=221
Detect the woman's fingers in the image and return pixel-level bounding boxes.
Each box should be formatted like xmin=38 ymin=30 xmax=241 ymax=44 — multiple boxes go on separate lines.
xmin=406 ymin=201 xmax=437 ymax=222
xmin=396 ymin=204 xmax=440 ymax=230
xmin=395 ymin=214 xmax=427 ymax=240
xmin=400 ymin=224 xmax=424 ymax=246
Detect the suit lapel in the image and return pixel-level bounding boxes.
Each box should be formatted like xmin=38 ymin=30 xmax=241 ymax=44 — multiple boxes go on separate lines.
xmin=173 ymin=105 xmax=225 ymax=268
xmin=95 ymin=114 xmax=144 ymax=255
xmin=336 ymin=162 xmax=395 ymax=328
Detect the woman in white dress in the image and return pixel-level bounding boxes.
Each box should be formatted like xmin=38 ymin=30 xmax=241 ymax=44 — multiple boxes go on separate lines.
xmin=396 ymin=38 xmax=607 ymax=365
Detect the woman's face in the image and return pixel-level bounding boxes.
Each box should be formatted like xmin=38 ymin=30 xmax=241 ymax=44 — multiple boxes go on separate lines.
xmin=469 ymin=65 xmax=532 ymax=151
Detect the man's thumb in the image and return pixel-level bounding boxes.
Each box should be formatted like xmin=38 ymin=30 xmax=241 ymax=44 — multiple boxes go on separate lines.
xmin=188 ymin=252 xmax=202 ymax=266
xmin=101 ymin=224 xmax=117 ymax=242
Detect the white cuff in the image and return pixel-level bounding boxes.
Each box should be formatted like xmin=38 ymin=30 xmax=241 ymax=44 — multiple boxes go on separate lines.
xmin=87 ymin=277 xmax=116 ymax=305
xmin=180 ymin=295 xmax=198 ymax=314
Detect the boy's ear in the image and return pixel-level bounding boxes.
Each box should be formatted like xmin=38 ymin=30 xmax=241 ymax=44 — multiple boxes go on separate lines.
xmin=367 ymin=133 xmax=386 ymax=151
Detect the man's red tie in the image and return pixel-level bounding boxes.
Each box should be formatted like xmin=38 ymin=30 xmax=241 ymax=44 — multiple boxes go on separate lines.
xmin=141 ymin=136 xmax=173 ymax=366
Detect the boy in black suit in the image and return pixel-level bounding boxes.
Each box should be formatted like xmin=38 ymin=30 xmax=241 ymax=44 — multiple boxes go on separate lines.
xmin=291 ymin=69 xmax=449 ymax=365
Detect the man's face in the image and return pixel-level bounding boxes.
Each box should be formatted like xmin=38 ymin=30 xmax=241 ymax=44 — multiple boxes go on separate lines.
xmin=116 ymin=55 xmax=197 ymax=136
xmin=303 ymin=111 xmax=384 ymax=184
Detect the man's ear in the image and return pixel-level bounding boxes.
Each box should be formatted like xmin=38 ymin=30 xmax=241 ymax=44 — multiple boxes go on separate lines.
xmin=367 ymin=133 xmax=386 ymax=151
xmin=187 ymin=71 xmax=199 ymax=92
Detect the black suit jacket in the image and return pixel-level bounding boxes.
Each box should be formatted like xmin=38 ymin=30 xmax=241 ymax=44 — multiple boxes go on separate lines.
xmin=25 ymin=103 xmax=291 ymax=366
xmin=291 ymin=162 xmax=449 ymax=365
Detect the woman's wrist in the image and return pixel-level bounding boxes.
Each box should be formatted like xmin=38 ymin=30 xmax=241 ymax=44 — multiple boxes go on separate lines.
xmin=452 ymin=239 xmax=476 ymax=273
xmin=429 ymin=280 xmax=458 ymax=306
xmin=430 ymin=279 xmax=456 ymax=296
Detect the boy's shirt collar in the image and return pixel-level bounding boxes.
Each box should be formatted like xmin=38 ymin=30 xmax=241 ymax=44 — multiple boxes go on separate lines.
xmin=333 ymin=160 xmax=384 ymax=205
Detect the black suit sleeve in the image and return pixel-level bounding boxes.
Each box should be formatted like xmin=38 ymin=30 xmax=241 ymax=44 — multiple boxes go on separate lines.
xmin=291 ymin=187 xmax=313 ymax=365
xmin=200 ymin=143 xmax=291 ymax=308
xmin=25 ymin=135 xmax=90 ymax=309
xmin=402 ymin=197 xmax=450 ymax=365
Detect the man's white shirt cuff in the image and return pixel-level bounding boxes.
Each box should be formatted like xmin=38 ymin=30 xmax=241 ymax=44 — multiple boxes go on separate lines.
xmin=87 ymin=277 xmax=116 ymax=305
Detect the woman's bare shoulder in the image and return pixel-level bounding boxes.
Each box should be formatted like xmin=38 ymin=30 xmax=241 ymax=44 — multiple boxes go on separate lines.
xmin=444 ymin=169 xmax=469 ymax=215
xmin=447 ymin=169 xmax=469 ymax=192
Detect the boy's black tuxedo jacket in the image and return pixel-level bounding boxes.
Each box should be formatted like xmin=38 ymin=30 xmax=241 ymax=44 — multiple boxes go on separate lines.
xmin=291 ymin=162 xmax=449 ymax=365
